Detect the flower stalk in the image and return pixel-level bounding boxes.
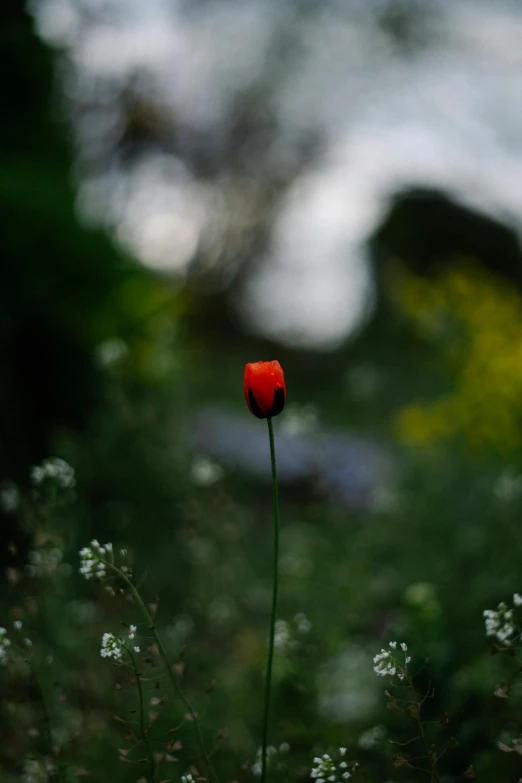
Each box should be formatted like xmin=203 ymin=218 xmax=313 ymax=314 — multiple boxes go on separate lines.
xmin=128 ymin=647 xmax=157 ymax=783
xmin=261 ymin=417 xmax=280 ymax=783
xmin=104 ymin=561 xmax=218 ymax=783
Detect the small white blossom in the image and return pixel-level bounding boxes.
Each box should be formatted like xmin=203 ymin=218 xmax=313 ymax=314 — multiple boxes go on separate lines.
xmin=133 ymin=646 xmax=140 ymax=653
xmin=13 ymin=621 xmax=22 ymax=631
xmin=310 ymin=750 xmax=351 ymax=783
xmin=281 ymin=402 xmax=318 ymax=437
xmin=31 ymin=457 xmax=75 ymax=490
xmin=0 ymin=627 xmax=11 ymax=666
xmin=514 ymin=593 xmax=522 ymax=607
xmin=0 ymin=481 xmax=20 ymax=513
xmin=181 ymin=775 xmax=194 ymax=783
xmin=494 ymin=468 xmax=522 ymax=503
xmin=22 ymin=757 xmax=55 ymax=783
xmin=274 ymin=619 xmax=291 ymax=649
xmin=400 ymin=642 xmax=408 ymax=651
xmin=24 ymin=638 xmax=32 ymax=648
xmin=100 ymin=632 xmax=123 ymax=660
xmin=295 ymin=612 xmax=312 ymax=634
xmin=357 ymin=725 xmax=386 ymax=750
xmin=79 ymin=540 xmax=114 ymax=580
xmin=128 ymin=624 xmax=137 ymax=640
xmin=26 ymin=548 xmax=62 ymax=578
xmin=190 ymin=456 xmax=224 ymax=487
xmin=96 ymin=337 xmax=128 ymax=368
xmin=373 ymin=642 xmax=409 ymax=678
xmin=484 ymin=602 xmax=516 ymax=644
xmin=252 ymin=744 xmax=287 ymax=777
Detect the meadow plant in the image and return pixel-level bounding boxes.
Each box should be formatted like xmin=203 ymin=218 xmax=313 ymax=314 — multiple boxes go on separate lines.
xmin=310 ymin=747 xmax=358 ymax=782
xmin=78 ymin=537 xmax=219 ymax=782
xmin=7 ymin=382 xmax=518 ymax=783
xmin=373 ymin=642 xmax=461 ymax=782
xmin=485 ymin=593 xmax=522 ymax=733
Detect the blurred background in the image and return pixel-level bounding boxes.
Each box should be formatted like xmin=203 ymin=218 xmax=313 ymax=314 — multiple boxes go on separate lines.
xmin=3 ymin=0 xmax=522 ymax=780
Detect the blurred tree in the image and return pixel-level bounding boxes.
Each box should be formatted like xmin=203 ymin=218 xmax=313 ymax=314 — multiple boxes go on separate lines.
xmin=371 ymin=187 xmax=522 ymax=285
xmin=0 ymin=2 xmax=153 ymax=561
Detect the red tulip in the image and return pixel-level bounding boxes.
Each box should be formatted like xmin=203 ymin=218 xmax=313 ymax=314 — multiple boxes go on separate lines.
xmin=244 ymin=361 xmax=286 ymax=419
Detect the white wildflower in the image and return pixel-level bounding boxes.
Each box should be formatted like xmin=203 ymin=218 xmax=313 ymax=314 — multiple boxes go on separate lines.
xmin=79 ymin=540 xmax=114 ymax=580
xmin=252 ymin=744 xmax=287 ymax=777
xmin=24 ymin=638 xmax=32 ymax=648
xmin=181 ymin=775 xmax=194 ymax=783
xmin=22 ymin=757 xmax=53 ymax=783
xmin=0 ymin=627 xmax=11 ymax=666
xmin=0 ymin=480 xmax=20 ymax=513
xmin=484 ymin=602 xmax=516 ymax=644
xmin=128 ymin=624 xmax=137 ymax=640
xmin=400 ymin=642 xmax=408 ymax=651
xmin=100 ymin=632 xmax=123 ymax=661
xmin=514 ymin=593 xmax=522 ymax=607
xmin=96 ymin=337 xmax=128 ymax=368
xmin=281 ymin=402 xmax=318 ymax=437
xmin=13 ymin=621 xmax=22 ymax=631
xmin=274 ymin=619 xmax=291 ymax=649
xmin=190 ymin=456 xmax=224 ymax=487
xmin=133 ymin=646 xmax=140 ymax=653
xmin=30 ymin=457 xmax=75 ymax=490
xmin=310 ymin=751 xmax=351 ymax=783
xmin=26 ymin=548 xmax=63 ymax=578
xmin=295 ymin=613 xmax=312 ymax=634
xmin=373 ymin=643 xmax=409 ymax=678
xmin=494 ymin=468 xmax=522 ymax=503
xmin=358 ymin=725 xmax=386 ymax=750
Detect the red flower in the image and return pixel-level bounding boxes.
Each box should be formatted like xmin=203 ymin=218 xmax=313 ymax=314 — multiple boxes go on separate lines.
xmin=244 ymin=361 xmax=286 ymax=419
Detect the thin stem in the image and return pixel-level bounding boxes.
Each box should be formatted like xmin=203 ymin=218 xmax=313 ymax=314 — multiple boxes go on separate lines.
xmin=261 ymin=417 xmax=280 ymax=783
xmin=128 ymin=648 xmax=156 ymax=783
xmin=30 ymin=664 xmax=61 ymax=783
xmin=106 ymin=563 xmax=219 ymax=783
xmin=406 ymin=674 xmax=441 ymax=783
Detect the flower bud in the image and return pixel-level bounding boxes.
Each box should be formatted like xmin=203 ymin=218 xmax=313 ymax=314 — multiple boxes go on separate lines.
xmin=244 ymin=361 xmax=286 ymax=419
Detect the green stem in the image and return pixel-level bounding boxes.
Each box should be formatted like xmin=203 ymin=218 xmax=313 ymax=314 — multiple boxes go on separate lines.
xmin=107 ymin=565 xmax=219 ymax=783
xmin=261 ymin=417 xmax=280 ymax=783
xmin=128 ymin=648 xmax=156 ymax=783
xmin=31 ymin=664 xmax=61 ymax=783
